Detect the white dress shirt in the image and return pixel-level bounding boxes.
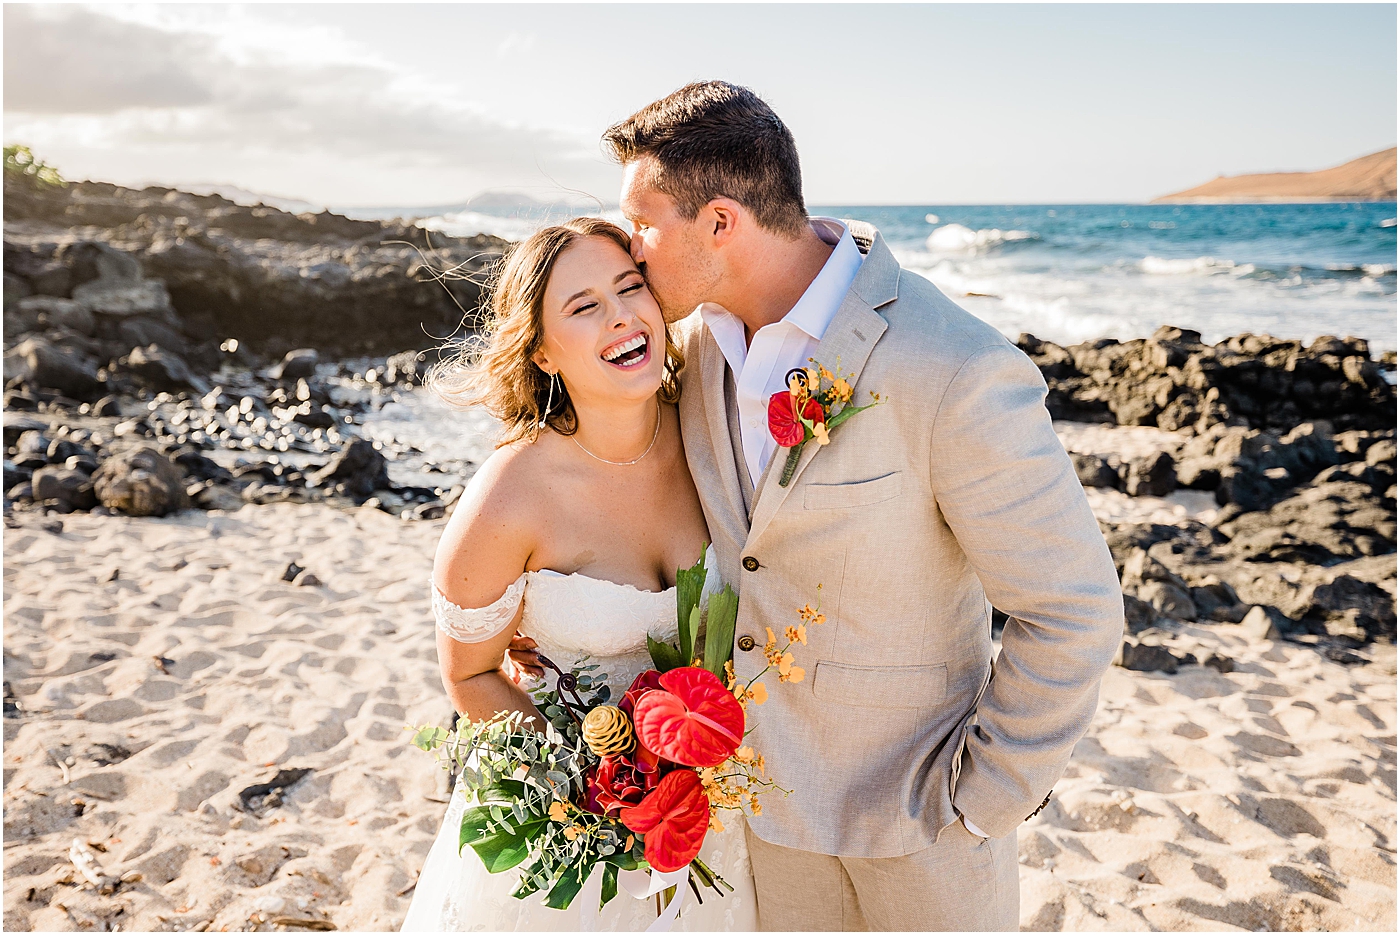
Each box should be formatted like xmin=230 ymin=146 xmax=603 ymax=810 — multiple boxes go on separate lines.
xmin=700 ymin=219 xmax=995 ymax=842
xmin=700 ymin=218 xmax=864 ymax=487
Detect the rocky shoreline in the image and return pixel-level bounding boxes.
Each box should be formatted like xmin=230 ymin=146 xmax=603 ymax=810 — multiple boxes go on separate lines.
xmin=5 ymin=175 xmax=507 ymax=527
xmin=1014 ymin=327 xmax=1396 ymax=661
xmin=5 ymin=177 xmax=1396 ymax=667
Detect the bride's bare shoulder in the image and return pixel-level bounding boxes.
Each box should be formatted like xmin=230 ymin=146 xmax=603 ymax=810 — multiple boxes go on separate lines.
xmin=433 ymin=438 xmax=555 ymax=598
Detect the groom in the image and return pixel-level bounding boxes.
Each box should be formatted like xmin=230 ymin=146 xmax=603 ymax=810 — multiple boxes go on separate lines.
xmin=601 ymin=82 xmax=1123 ymax=931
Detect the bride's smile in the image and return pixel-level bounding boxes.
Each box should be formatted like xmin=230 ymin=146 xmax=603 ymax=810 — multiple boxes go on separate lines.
xmin=600 ymin=330 xmax=650 ymax=368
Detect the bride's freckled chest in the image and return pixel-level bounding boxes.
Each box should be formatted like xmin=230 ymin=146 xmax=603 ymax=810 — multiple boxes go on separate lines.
xmin=532 ymin=450 xmax=706 ymax=592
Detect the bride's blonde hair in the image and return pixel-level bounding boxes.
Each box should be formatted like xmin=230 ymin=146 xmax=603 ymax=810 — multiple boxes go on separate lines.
xmin=428 ymin=217 xmax=683 ymax=446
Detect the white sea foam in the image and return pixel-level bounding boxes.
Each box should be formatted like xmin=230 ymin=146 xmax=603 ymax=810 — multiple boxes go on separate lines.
xmin=1363 ymin=263 xmax=1397 ymax=276
xmin=889 ymin=243 xmax=1396 ymax=353
xmin=925 ymin=223 xmax=1034 ymax=253
xmin=1138 ymin=255 xmax=1252 ymax=276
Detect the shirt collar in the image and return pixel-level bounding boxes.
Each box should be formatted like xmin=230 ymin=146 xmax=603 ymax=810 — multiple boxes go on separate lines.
xmin=784 ymin=218 xmax=863 ymax=342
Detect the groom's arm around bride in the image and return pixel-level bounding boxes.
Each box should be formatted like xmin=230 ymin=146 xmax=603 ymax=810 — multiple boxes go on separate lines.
xmin=605 ymin=81 xmax=1124 ymax=931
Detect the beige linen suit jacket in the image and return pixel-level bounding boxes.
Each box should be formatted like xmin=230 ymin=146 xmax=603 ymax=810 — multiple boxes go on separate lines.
xmin=674 ymin=222 xmax=1123 ymax=859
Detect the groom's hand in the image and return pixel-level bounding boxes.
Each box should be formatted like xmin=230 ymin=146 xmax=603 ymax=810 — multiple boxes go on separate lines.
xmin=505 ymin=633 xmax=544 ymax=681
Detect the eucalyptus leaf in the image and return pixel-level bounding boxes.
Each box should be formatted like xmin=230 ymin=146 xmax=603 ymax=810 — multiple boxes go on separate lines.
xmin=410 ymin=725 xmax=449 ymax=751
xmin=512 ymin=859 xmax=546 ymax=898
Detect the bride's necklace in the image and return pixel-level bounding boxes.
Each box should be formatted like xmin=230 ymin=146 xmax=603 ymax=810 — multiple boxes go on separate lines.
xmin=571 ymin=399 xmax=661 ymax=466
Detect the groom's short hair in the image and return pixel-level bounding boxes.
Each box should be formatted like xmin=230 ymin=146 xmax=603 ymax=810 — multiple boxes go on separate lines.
xmin=603 ymin=81 xmax=808 ymax=236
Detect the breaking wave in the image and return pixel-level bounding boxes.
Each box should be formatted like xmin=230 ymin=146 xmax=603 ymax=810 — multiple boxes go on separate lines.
xmin=925 ymin=223 xmax=1037 ymax=253
xmin=1139 ymin=255 xmax=1255 ymax=276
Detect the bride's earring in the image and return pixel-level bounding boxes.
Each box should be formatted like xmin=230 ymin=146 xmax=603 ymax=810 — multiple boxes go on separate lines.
xmin=539 ymin=371 xmax=557 ymax=429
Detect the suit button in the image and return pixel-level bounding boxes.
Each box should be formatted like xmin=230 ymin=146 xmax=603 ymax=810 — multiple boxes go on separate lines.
xmin=737 ymin=635 xmax=756 ymax=652
xmin=742 ymin=556 xmax=760 ymax=572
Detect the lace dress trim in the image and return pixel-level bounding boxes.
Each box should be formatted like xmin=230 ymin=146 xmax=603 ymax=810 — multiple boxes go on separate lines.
xmin=430 ymin=575 xmax=526 ymax=644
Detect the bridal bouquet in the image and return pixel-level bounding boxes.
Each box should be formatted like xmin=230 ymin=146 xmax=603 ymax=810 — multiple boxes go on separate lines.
xmin=411 ymin=554 xmax=803 ymax=916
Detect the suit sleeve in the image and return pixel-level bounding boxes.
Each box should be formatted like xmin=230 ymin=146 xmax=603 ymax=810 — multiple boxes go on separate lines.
xmin=927 ymin=342 xmax=1123 ymax=839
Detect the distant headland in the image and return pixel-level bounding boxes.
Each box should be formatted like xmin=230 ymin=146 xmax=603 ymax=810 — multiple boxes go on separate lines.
xmin=1153 ymin=147 xmax=1397 ymax=203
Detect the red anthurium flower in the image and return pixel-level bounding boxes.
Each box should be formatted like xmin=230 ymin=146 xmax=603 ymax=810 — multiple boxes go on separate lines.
xmin=619 ymin=769 xmax=711 ymax=873
xmin=633 ymin=667 xmax=746 ymax=768
xmin=584 ymin=754 xmax=653 ymax=817
xmin=768 ymin=390 xmax=825 ymax=448
xmin=619 ymin=669 xmax=664 ymax=718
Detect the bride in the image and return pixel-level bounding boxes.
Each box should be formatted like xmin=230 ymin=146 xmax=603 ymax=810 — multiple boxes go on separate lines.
xmin=402 ymin=218 xmax=756 ymax=931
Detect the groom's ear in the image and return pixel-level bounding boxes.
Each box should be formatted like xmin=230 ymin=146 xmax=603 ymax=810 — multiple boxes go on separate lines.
xmin=702 ymin=198 xmax=743 ymax=249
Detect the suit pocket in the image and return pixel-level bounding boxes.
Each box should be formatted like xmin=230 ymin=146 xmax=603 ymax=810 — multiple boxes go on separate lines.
xmin=803 ymin=471 xmax=903 ymax=510
xmin=811 ymin=660 xmax=947 ymax=708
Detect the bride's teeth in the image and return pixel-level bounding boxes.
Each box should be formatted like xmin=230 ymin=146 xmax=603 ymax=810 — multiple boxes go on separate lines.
xmin=603 ymin=334 xmax=646 ymax=362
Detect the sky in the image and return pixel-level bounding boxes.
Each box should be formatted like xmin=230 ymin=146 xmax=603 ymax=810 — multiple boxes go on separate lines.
xmin=3 ymin=2 xmax=1396 ymax=209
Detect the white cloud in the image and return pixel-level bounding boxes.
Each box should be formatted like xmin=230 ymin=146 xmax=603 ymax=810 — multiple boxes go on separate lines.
xmin=2 ymin=4 xmax=612 ymax=205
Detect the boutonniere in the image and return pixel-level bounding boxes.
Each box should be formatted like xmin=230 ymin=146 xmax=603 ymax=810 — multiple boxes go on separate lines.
xmin=767 ymin=359 xmax=885 ymax=487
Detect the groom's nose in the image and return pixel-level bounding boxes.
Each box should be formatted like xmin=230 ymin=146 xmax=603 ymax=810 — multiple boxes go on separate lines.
xmin=629 ymin=231 xmax=645 ymax=265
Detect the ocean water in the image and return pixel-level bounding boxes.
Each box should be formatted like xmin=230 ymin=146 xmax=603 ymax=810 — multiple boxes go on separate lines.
xmin=407 ymin=202 xmax=1398 ymax=352
xmin=820 ymin=203 xmax=1397 ymax=352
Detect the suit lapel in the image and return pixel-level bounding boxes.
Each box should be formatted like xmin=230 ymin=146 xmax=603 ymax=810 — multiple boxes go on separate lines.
xmin=746 ymin=296 xmax=890 ymax=545
xmin=699 ymin=329 xmax=751 ymax=533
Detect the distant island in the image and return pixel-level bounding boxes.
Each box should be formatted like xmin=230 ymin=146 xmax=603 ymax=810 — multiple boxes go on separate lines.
xmin=1153 ymin=147 xmax=1397 ymax=203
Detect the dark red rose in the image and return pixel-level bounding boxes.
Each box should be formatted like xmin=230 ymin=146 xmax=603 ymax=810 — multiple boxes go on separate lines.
xmin=768 ymin=391 xmax=825 ymax=448
xmin=585 ymin=753 xmax=653 ymax=817
xmin=619 ymin=669 xmax=664 ymax=717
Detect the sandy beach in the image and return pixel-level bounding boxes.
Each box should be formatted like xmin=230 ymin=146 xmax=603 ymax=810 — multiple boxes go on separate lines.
xmin=4 ymin=420 xmax=1395 ymax=933
xmin=3 ymin=501 xmax=448 ymax=932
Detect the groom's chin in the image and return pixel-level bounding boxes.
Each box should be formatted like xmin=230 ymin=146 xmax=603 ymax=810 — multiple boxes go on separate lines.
xmin=661 ymin=304 xmax=694 ymax=324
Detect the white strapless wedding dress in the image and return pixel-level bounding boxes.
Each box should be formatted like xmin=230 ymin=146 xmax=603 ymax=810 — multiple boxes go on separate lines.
xmin=402 ymin=560 xmax=757 ymax=932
